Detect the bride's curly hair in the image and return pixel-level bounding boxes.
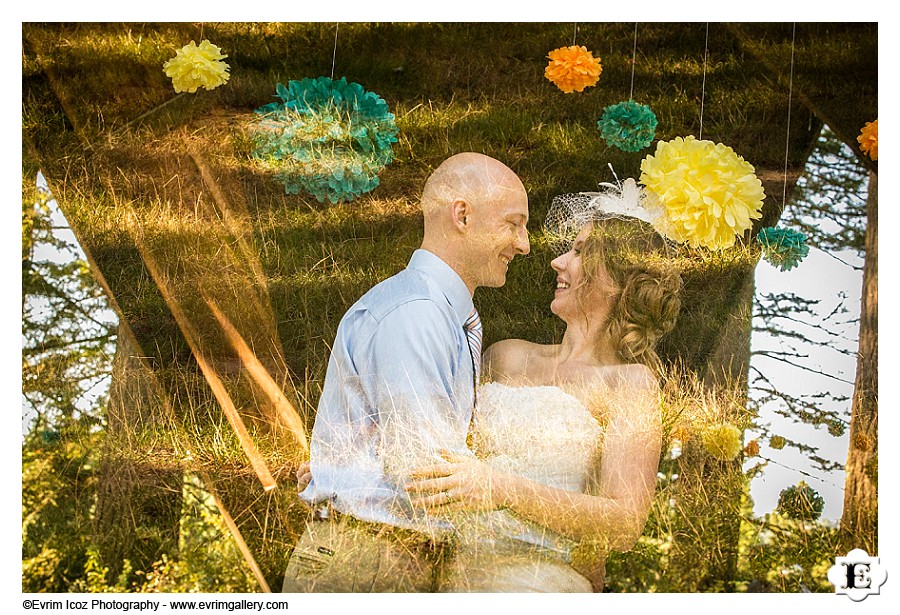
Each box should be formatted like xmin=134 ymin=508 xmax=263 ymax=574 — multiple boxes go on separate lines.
xmin=579 ymin=217 xmax=683 ymax=374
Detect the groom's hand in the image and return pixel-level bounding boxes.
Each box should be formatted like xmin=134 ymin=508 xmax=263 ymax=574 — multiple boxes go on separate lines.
xmin=296 ymin=460 xmax=312 ymax=491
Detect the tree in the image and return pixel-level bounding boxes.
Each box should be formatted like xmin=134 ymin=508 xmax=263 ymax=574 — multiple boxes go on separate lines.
xmin=747 ymin=125 xmax=876 ymax=554
xmin=840 ymin=170 xmax=877 ymax=554
xmin=22 ymin=173 xmax=117 ymax=433
xmin=22 ymin=173 xmax=118 ymax=591
xmin=748 ymin=127 xmax=867 ymax=476
xmin=22 ymin=21 xmax=877 ymax=593
xmin=22 ymin=173 xmax=260 ymax=591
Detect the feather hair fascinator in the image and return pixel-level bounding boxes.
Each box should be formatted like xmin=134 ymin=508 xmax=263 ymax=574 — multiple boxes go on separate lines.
xmin=581 ymin=177 xmax=662 ymax=226
xmin=543 ymin=176 xmax=670 ymax=254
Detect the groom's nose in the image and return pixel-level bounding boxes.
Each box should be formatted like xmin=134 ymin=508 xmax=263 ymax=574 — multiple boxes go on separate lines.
xmin=514 ymin=227 xmax=530 ymax=255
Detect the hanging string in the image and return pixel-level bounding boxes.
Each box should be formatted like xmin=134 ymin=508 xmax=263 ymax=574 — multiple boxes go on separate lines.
xmin=759 ymin=455 xmax=843 ymax=489
xmin=330 ymin=23 xmax=340 ymax=80
xmin=629 ymin=22 xmax=638 ymax=100
xmin=699 ymin=22 xmax=709 ymax=140
xmin=572 ymin=23 xmax=578 ymax=46
xmin=782 ymin=23 xmax=797 ymax=209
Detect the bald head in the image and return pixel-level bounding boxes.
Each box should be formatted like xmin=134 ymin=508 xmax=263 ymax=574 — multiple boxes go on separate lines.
xmin=421 ymin=153 xmax=525 ymax=223
xmin=419 ymin=153 xmax=530 ymax=294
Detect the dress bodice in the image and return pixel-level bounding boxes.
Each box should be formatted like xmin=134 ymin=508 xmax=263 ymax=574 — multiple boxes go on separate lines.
xmin=473 ymin=382 xmax=603 ymax=492
xmin=457 ymin=382 xmax=604 ymax=557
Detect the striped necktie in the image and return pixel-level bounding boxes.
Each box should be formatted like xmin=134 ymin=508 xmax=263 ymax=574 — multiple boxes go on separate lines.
xmin=464 ymin=307 xmax=483 ymax=387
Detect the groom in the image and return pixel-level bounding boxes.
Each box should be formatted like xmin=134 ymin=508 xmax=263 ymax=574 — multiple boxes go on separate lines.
xmin=283 ymin=152 xmax=530 ymax=592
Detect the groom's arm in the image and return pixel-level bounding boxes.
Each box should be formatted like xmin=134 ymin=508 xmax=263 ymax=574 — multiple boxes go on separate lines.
xmin=362 ymin=299 xmax=474 ymax=485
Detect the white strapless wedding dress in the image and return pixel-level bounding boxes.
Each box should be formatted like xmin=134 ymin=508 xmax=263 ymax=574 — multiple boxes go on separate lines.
xmin=443 ymin=382 xmax=604 ymax=592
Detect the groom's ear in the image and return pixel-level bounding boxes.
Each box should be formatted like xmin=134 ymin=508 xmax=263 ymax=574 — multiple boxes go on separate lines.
xmin=450 ymin=198 xmax=471 ymax=231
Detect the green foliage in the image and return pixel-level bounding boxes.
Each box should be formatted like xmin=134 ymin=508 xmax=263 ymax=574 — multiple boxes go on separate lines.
xmin=69 ymin=549 xmax=133 ymax=593
xmin=21 ymin=176 xmax=261 ymax=593
xmin=607 ymin=457 xmax=840 ymax=592
xmin=22 ymin=430 xmax=259 ymax=592
xmin=739 ymin=510 xmax=841 ymax=592
xmin=606 ymin=372 xmax=751 ymax=592
xmin=132 ymin=474 xmax=257 ymax=593
xmin=22 ymin=428 xmax=101 ymax=592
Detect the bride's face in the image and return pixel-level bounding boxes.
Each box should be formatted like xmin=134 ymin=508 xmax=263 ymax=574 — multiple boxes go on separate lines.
xmin=549 ymin=225 xmax=616 ymax=323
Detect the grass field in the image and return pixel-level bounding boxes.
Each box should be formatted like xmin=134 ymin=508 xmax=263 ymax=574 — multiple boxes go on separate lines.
xmin=22 ymin=22 xmax=877 ymax=592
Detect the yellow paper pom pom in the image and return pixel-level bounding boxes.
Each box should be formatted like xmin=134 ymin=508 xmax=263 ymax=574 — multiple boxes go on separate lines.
xmin=163 ymin=39 xmax=231 ymax=94
xmin=857 ymin=119 xmax=878 ymax=161
xmin=545 ymin=45 xmax=602 ymax=93
xmin=640 ymin=136 xmax=765 ymax=250
xmin=702 ymin=423 xmax=742 ymax=461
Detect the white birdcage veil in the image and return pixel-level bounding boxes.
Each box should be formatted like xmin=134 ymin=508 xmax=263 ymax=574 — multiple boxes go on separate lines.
xmin=542 ymin=172 xmax=672 ymax=255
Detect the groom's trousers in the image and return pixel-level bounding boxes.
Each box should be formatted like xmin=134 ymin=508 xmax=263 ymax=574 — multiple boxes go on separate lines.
xmin=282 ymin=514 xmax=454 ymax=592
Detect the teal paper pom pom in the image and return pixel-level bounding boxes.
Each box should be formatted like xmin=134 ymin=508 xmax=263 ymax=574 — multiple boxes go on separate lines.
xmin=597 ymin=100 xmax=658 ymax=152
xmin=250 ymin=77 xmax=399 ymax=203
xmin=776 ymin=481 xmax=825 ymax=521
xmin=40 ymin=429 xmax=61 ymax=445
xmin=756 ymin=227 xmax=810 ymax=271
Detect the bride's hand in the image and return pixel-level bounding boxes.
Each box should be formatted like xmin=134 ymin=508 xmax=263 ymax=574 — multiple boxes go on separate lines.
xmin=405 ymin=450 xmax=507 ymax=512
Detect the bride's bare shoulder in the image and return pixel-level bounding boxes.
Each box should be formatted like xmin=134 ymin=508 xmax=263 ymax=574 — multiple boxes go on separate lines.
xmin=483 ymin=339 xmax=550 ymax=382
xmin=572 ymin=364 xmax=660 ymax=427
xmin=607 ymin=363 xmax=658 ymax=392
xmin=578 ymin=363 xmax=659 ymax=401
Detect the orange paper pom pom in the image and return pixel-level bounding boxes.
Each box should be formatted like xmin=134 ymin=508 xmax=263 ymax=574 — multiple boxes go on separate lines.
xmin=545 ymin=45 xmax=602 ymax=93
xmin=857 ymin=119 xmax=878 ymax=161
xmin=671 ymin=425 xmax=692 ymax=443
xmin=744 ymin=439 xmax=760 ymax=457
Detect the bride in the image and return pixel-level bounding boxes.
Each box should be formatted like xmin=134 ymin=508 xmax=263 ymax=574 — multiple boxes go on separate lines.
xmin=404 ymin=184 xmax=682 ymax=592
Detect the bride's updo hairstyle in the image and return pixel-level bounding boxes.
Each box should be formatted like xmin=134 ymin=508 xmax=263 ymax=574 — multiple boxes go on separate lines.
xmin=579 ymin=217 xmax=682 ymax=373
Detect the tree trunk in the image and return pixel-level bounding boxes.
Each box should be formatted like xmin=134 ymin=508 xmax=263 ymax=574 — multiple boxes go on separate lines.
xmin=665 ymin=268 xmax=756 ymax=592
xmin=840 ymin=171 xmax=878 ymax=554
xmin=703 ymin=272 xmax=756 ymax=591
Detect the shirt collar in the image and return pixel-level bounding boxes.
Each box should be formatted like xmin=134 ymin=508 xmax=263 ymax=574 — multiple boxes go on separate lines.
xmin=408 ymin=249 xmax=474 ymax=324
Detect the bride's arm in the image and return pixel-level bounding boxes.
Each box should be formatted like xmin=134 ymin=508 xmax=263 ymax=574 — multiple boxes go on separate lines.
xmin=407 ymin=366 xmax=662 ymax=552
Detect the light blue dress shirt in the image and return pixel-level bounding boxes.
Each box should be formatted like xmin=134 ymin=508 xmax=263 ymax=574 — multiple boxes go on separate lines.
xmin=300 ymin=249 xmax=477 ymax=533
